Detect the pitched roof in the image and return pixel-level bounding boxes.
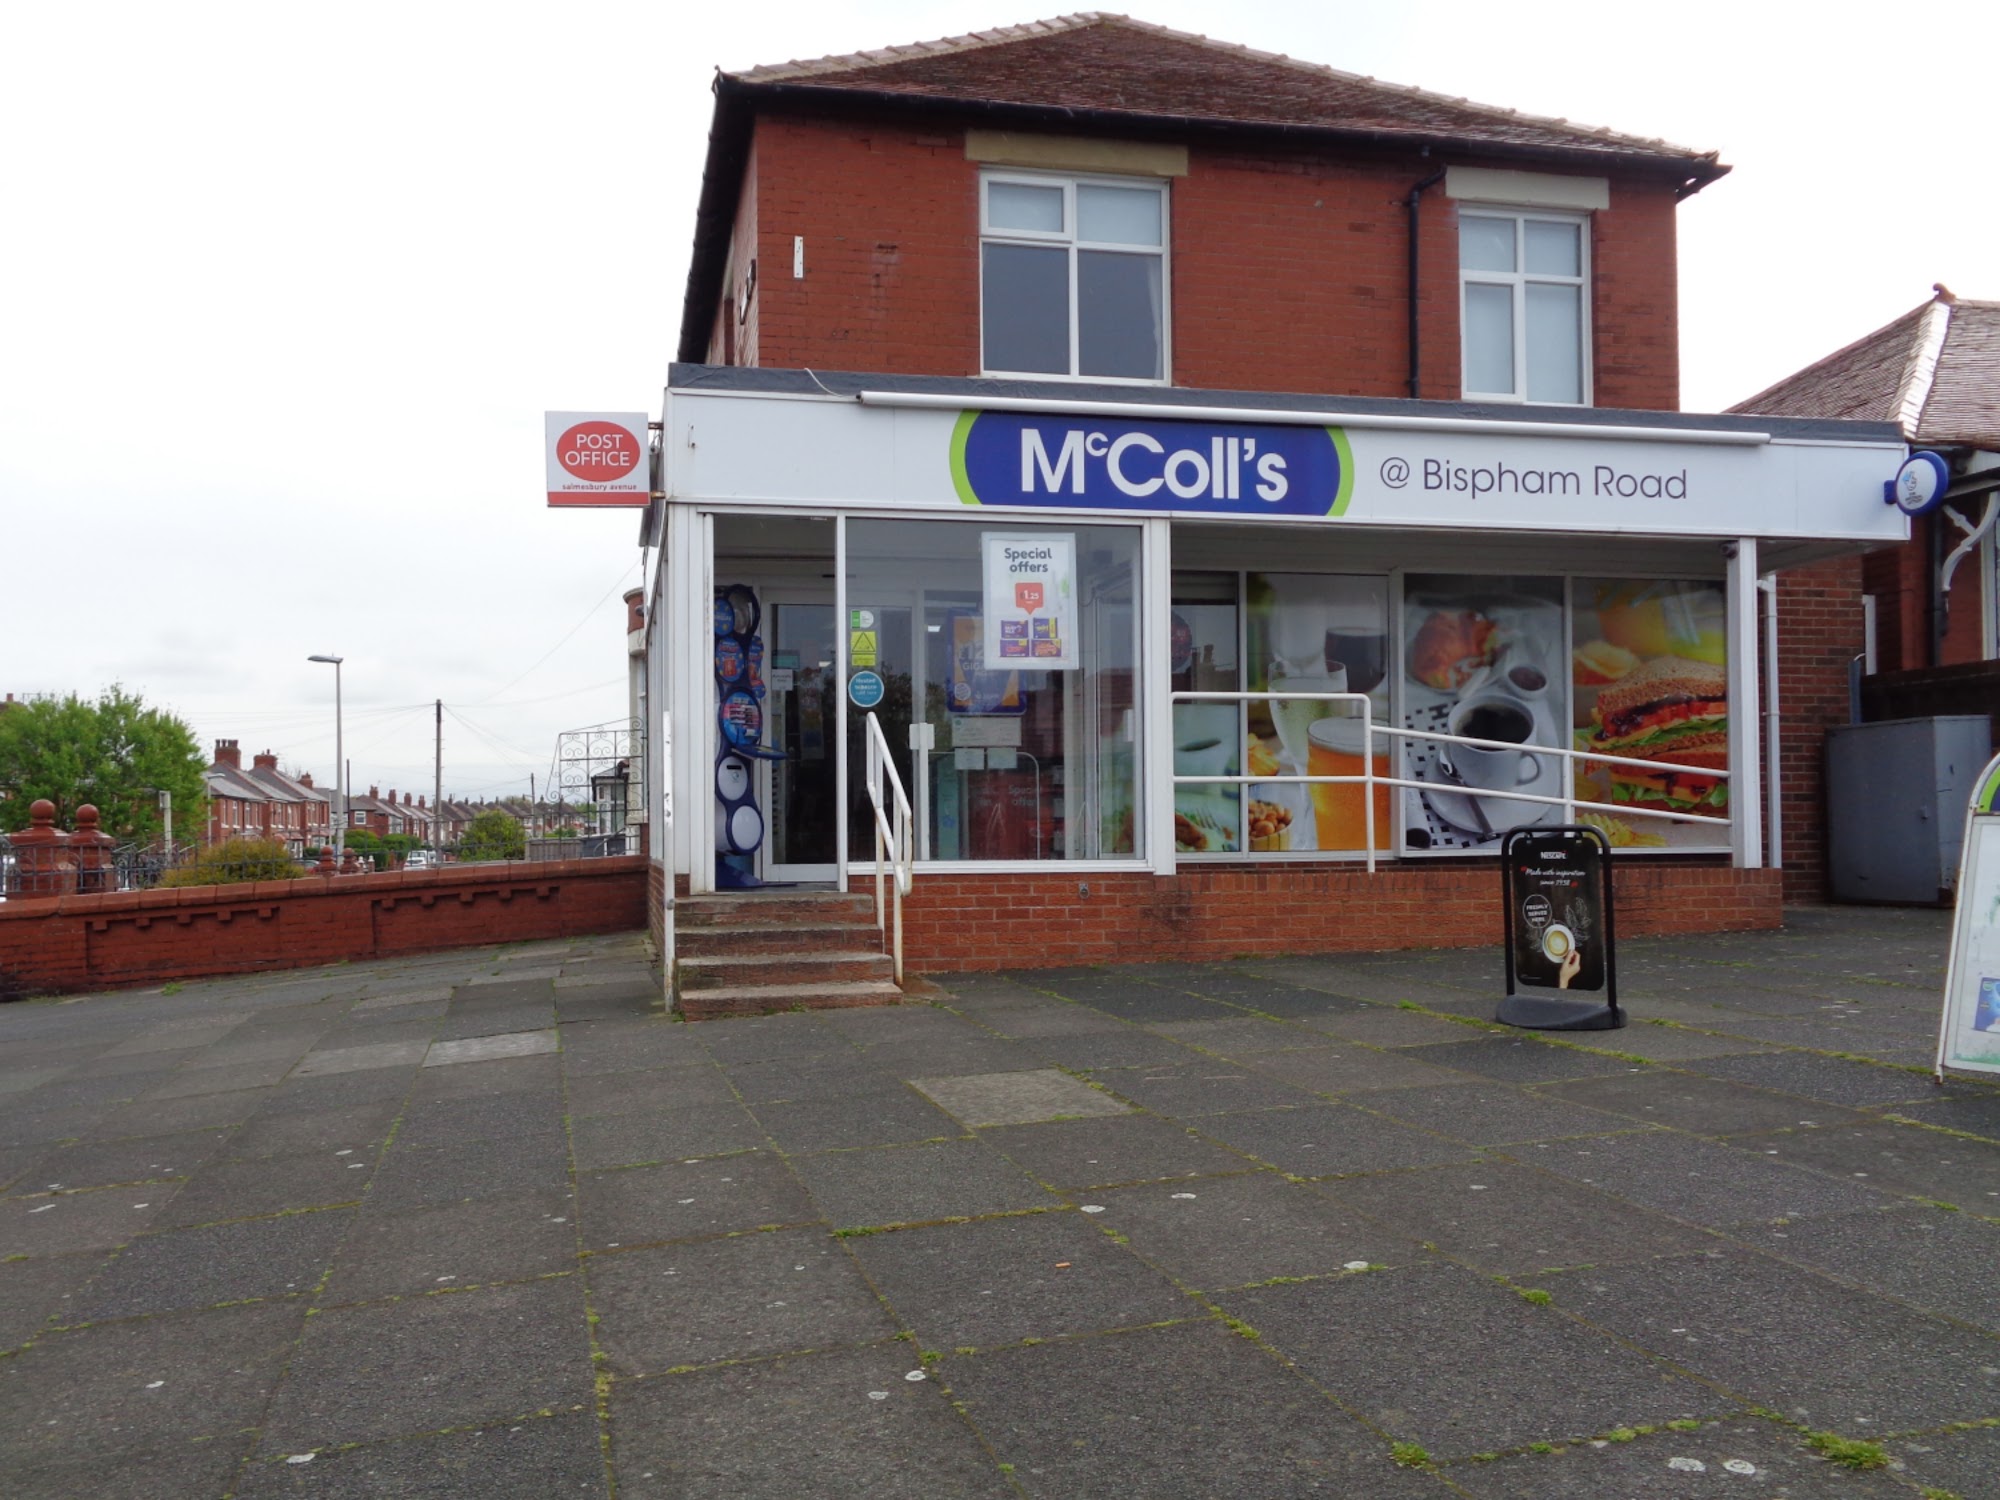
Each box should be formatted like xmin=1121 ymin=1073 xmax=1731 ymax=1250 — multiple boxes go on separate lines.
xmin=682 ymin=13 xmax=1726 ymax=360
xmin=1730 ymin=288 xmax=2000 ymax=450
xmin=731 ymin=13 xmax=1719 ymax=170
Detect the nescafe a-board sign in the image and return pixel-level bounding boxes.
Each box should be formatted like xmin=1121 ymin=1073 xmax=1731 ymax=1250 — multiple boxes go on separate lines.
xmin=1498 ymin=825 xmax=1622 ymax=1031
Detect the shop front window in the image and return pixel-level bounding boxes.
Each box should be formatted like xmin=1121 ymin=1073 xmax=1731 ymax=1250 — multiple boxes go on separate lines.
xmin=845 ymin=518 xmax=1142 ymax=863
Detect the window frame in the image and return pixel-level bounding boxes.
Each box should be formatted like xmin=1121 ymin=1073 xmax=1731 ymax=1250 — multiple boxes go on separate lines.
xmin=1457 ymin=206 xmax=1592 ymax=407
xmin=979 ymin=169 xmax=1172 ymax=386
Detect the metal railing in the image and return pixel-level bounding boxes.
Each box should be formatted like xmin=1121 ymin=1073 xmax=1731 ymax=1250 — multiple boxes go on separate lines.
xmin=862 ymin=711 xmax=914 ymax=984
xmin=1172 ymin=689 xmax=1731 ymax=871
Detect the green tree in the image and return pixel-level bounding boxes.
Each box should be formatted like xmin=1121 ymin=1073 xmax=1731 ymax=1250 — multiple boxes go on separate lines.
xmin=0 ymin=686 xmax=206 ymax=844
xmin=461 ymin=809 xmax=526 ymax=862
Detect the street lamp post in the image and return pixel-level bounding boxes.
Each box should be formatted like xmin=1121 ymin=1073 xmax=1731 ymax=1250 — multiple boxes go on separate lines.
xmin=307 ymin=654 xmax=345 ymax=866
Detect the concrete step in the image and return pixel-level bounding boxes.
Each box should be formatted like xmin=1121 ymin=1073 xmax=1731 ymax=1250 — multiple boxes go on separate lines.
xmin=676 ymin=950 xmax=895 ymax=991
xmin=676 ymin=978 xmax=908 ymax=1021
xmin=677 ymin=892 xmax=876 ymax=927
xmin=676 ymin=921 xmax=881 ymax=958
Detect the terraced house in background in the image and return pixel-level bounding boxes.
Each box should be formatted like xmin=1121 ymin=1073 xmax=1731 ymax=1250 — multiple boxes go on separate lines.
xmin=635 ymin=14 xmax=1918 ymax=985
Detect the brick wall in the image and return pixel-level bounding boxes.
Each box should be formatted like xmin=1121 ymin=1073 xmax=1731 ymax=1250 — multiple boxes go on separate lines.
xmin=740 ymin=110 xmax=1683 ymax=408
xmin=896 ymin=860 xmax=1780 ymax=972
xmin=0 ymin=857 xmax=649 ymax=1001
xmin=1774 ymin=558 xmax=1867 ymax=903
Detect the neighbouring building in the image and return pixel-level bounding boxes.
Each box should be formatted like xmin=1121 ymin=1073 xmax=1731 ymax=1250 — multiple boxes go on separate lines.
xmin=636 ymin=15 xmax=1912 ymax=973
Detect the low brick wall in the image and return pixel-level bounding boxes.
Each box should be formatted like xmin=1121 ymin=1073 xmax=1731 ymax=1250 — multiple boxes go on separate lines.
xmin=897 ymin=860 xmax=1782 ymax=972
xmin=0 ymin=856 xmax=651 ymax=1000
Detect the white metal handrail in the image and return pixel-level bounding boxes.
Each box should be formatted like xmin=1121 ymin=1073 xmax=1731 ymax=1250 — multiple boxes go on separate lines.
xmin=1172 ymin=689 xmax=1732 ymax=869
xmin=659 ymin=711 xmax=674 ymax=1011
xmin=862 ymin=711 xmax=914 ymax=984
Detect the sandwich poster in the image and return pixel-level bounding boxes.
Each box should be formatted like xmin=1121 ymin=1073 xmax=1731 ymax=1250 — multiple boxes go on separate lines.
xmin=1938 ymin=752 xmax=2000 ymax=1077
xmin=1572 ymin=580 xmax=1729 ymax=851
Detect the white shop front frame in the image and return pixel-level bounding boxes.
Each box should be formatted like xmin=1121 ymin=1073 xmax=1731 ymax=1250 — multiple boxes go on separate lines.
xmin=653 ymin=370 xmax=1907 ymax=896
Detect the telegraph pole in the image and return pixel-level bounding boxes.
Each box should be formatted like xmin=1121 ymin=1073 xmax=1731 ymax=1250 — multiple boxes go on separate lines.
xmin=434 ymin=699 xmax=443 ymax=858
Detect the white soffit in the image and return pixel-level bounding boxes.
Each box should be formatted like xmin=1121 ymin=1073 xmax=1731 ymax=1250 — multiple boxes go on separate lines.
xmin=1445 ymin=166 xmax=1609 ymax=212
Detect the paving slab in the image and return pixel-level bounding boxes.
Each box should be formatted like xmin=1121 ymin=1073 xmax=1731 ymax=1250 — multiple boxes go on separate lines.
xmin=1068 ymin=987 xmax=1242 ymax=1024
xmin=590 ymin=1227 xmax=894 ymax=1372
xmin=575 ymin=1153 xmax=815 ymax=1249
xmin=227 ymin=1099 xmax=399 ymax=1158
xmin=0 ymin=1184 xmax=178 ymax=1257
xmin=560 ymin=1023 xmax=709 ymax=1075
xmin=261 ymin=1275 xmax=594 ymax=1451
xmin=1151 ymin=1016 xmax=1334 ymax=1053
xmin=366 ymin=1137 xmax=572 ymax=1213
xmin=394 ymin=1090 xmax=567 ymax=1152
xmin=0 ymin=1249 xmax=114 ymax=1352
xmin=1356 ymin=1082 xmax=1650 ymax=1145
xmin=0 ymin=1299 xmax=305 ymax=1492
xmin=1092 ymin=1062 xmax=1316 ymax=1117
xmin=1191 ymin=1101 xmax=1482 ymax=1178
xmin=698 ymin=1014 xmax=849 ymax=1064
xmin=909 ymin=1068 xmax=1130 ymax=1127
xmin=293 ymin=1040 xmax=429 ymax=1077
xmin=322 ymin=1187 xmax=577 ymax=1304
xmin=1219 ymin=1263 xmax=1729 ymax=1459
xmin=563 ymin=1061 xmax=741 ymax=1117
xmin=1323 ymin=1160 xmax=1716 ymax=1275
xmin=861 ymin=1036 xmax=1046 ymax=1079
xmin=425 ymin=1029 xmax=559 ymax=1066
xmin=69 ymin=1205 xmax=355 ymax=1321
xmin=1019 ymin=1028 xmax=1202 ymax=1071
xmin=962 ymin=1001 xmax=1133 ymax=1039
xmin=1733 ymin=1204 xmax=2000 ymax=1332
xmin=845 ymin=1210 xmax=1196 ymax=1349
xmin=1546 ymin=1248 xmax=2000 ymax=1431
xmin=1448 ymin=1416 xmax=1915 ymax=1497
xmin=1890 ymin=1422 xmax=2000 ymax=1500
xmin=1886 ymin=1087 xmax=2000 ymax=1140
xmin=948 ymin=1319 xmax=1444 ymax=1498
xmin=789 ymin=1138 xmax=1058 ymax=1229
xmin=19 ymin=1126 xmax=236 ymax=1192
xmin=1299 ymin=1007 xmax=1486 ymax=1047
xmin=1560 ymin=1025 xmax=1776 ymax=1064
xmin=1245 ymin=1044 xmax=1477 ymax=1095
xmin=233 ymin=1410 xmax=607 ymax=1497
xmin=751 ymin=1087 xmax=963 ymax=1153
xmin=1526 ymin=1130 xmax=1891 ymax=1228
xmin=1091 ymin=1172 xmax=1423 ymax=1290
xmin=156 ymin=1147 xmax=373 ymax=1228
xmin=1406 ymin=1036 xmax=1644 ymax=1084
xmin=1734 ymin=1119 xmax=2000 ymax=1205
xmin=1683 ymin=1051 xmax=1946 ymax=1109
xmin=980 ymin=1112 xmax=1260 ymax=1190
xmin=610 ymin=1343 xmax=1011 ymax=1499
xmin=720 ymin=1053 xmax=892 ymax=1103
xmin=570 ymin=1103 xmax=768 ymax=1168
xmin=434 ymin=1006 xmax=557 ymax=1044
xmin=1537 ymin=1071 xmax=1863 ymax=1135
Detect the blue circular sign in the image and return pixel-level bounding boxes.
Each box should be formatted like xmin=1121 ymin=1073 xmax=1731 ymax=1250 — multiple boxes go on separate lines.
xmin=848 ymin=670 xmax=886 ymax=709
xmin=1889 ymin=451 xmax=1950 ymax=516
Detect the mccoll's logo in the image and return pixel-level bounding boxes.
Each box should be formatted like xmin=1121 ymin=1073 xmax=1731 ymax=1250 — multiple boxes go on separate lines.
xmin=952 ymin=412 xmax=1352 ymax=517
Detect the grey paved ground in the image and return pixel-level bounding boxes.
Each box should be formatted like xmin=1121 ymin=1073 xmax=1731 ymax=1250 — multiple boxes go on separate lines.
xmin=1 ymin=908 xmax=1996 ymax=1496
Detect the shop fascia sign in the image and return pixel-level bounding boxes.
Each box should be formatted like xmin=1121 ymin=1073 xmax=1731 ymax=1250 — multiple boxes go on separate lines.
xmin=546 ymin=411 xmax=651 ymax=508
xmin=952 ymin=410 xmax=1746 ymax=521
xmin=663 ymin=388 xmax=1908 ymax=542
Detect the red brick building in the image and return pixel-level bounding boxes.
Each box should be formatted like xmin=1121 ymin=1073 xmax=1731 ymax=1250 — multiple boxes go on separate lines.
xmin=642 ymin=16 xmax=1911 ymax=973
xmin=204 ymin=740 xmax=330 ymax=853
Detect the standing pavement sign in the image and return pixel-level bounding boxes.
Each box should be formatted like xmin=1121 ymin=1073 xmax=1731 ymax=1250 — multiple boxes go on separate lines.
xmin=1935 ymin=751 xmax=2000 ymax=1082
xmin=1498 ymin=825 xmax=1624 ymax=1032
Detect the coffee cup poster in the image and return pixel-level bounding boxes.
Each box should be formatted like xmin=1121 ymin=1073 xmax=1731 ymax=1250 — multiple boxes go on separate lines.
xmin=1570 ymin=579 xmax=1729 ymax=852
xmin=1399 ymin=575 xmax=1567 ymax=850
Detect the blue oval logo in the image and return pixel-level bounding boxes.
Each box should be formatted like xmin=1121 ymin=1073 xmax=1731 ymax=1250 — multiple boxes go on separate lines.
xmin=952 ymin=412 xmax=1351 ymax=517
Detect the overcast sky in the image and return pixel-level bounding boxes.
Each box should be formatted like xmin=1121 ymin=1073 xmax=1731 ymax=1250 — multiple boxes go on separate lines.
xmin=4 ymin=1 xmax=1992 ymax=808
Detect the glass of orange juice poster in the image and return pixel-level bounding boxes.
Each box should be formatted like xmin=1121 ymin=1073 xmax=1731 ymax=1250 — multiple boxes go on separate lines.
xmin=1307 ymin=715 xmax=1391 ymax=850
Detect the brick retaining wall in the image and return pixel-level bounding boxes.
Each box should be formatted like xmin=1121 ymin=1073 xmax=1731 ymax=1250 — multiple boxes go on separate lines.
xmin=0 ymin=856 xmax=650 ymax=1000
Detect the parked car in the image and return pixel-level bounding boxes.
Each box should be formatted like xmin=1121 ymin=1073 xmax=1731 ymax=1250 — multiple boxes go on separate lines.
xmin=404 ymin=849 xmax=438 ymax=871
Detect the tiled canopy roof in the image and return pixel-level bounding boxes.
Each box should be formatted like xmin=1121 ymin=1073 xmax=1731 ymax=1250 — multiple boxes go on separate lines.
xmin=728 ymin=13 xmax=1720 ymax=170
xmin=1731 ymin=289 xmax=2000 ymax=451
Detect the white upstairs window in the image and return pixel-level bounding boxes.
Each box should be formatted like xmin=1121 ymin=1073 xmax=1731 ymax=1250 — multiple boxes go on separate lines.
xmin=981 ymin=172 xmax=1168 ymax=382
xmin=1459 ymin=210 xmax=1589 ymax=405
